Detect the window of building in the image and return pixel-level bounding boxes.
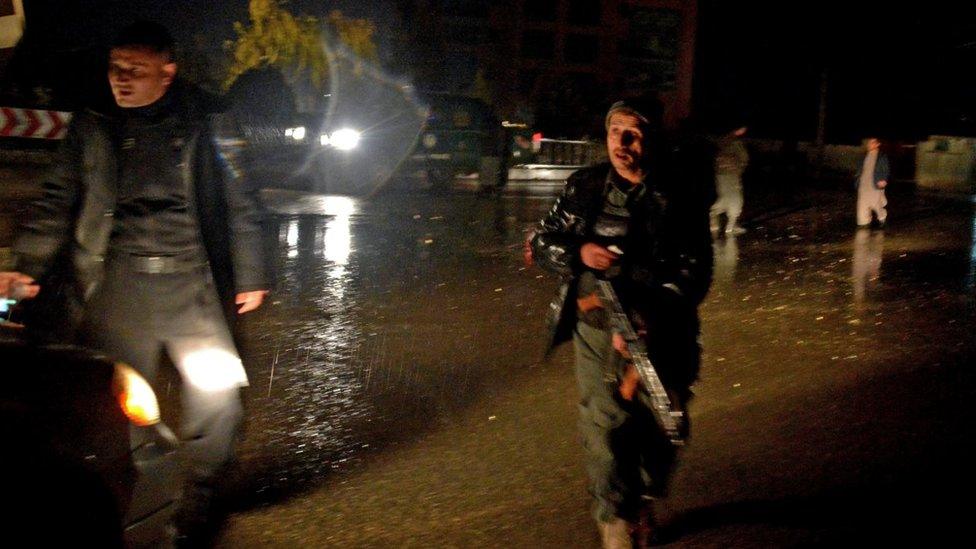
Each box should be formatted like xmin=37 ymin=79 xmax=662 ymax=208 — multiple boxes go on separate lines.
xmin=522 ymin=30 xmax=555 ymax=59
xmin=568 ymin=0 xmax=601 ymax=26
xmin=519 ymin=70 xmax=540 ymax=94
xmin=439 ymin=0 xmax=489 ymax=18
xmin=564 ymin=34 xmax=599 ymax=64
xmin=565 ymin=72 xmax=598 ymax=93
xmin=618 ymin=8 xmax=681 ymax=91
xmin=524 ymin=0 xmax=558 ymax=22
xmin=449 ymin=22 xmax=489 ymax=46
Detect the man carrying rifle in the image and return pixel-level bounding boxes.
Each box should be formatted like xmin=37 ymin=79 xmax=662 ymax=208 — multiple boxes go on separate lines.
xmin=531 ymin=97 xmax=714 ymax=548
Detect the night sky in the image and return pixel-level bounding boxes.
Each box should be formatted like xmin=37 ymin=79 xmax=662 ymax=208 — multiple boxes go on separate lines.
xmin=696 ymin=1 xmax=976 ymax=141
xmin=8 ymin=1 xmax=976 ymax=141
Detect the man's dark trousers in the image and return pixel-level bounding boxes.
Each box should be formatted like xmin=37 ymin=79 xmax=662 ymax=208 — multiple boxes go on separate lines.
xmin=80 ymin=258 xmax=244 ymax=494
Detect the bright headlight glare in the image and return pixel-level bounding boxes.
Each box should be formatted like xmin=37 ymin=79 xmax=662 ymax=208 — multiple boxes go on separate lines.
xmin=331 ymin=128 xmax=361 ymax=151
xmin=320 ymin=134 xmax=331 ymax=146
xmin=291 ymin=126 xmax=306 ymax=141
xmin=112 ymin=363 xmax=161 ymax=426
xmin=181 ymin=348 xmax=249 ymax=392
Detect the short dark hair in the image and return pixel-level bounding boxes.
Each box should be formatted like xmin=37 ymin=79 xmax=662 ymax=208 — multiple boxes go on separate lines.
xmin=605 ymin=95 xmax=662 ymax=131
xmin=112 ymin=21 xmax=175 ymax=58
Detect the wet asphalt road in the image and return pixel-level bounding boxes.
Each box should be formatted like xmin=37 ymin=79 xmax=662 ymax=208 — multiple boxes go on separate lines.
xmin=209 ymin=184 xmax=975 ymax=547
xmin=2 ymin=169 xmax=973 ymax=546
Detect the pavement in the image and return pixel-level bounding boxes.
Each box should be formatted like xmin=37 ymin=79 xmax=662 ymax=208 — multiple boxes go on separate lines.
xmin=3 ymin=157 xmax=975 ymax=547
xmin=220 ymin=184 xmax=973 ymax=547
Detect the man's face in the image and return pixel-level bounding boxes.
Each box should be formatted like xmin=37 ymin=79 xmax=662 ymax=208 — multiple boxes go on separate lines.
xmin=108 ymin=47 xmax=176 ymax=108
xmin=606 ymin=112 xmax=646 ymax=179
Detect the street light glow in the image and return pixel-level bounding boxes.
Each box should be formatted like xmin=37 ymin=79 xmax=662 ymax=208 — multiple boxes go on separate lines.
xmin=330 ymin=128 xmax=361 ymax=151
xmin=287 ymin=126 xmax=306 ymax=141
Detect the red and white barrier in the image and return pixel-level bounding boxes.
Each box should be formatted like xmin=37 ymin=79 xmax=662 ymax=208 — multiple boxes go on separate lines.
xmin=0 ymin=107 xmax=71 ymax=139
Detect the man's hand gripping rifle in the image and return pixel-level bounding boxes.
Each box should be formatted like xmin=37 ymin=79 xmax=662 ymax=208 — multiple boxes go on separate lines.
xmin=596 ymin=277 xmax=686 ymax=446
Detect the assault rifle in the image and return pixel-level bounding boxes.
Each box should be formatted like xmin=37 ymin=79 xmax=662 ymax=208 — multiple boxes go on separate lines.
xmin=595 ymin=277 xmax=685 ymax=446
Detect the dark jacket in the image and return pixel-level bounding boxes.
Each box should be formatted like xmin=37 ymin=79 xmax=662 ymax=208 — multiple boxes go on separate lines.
xmin=854 ymin=152 xmax=890 ymax=190
xmin=12 ymin=82 xmax=269 ymax=313
xmin=531 ymin=139 xmax=714 ymax=388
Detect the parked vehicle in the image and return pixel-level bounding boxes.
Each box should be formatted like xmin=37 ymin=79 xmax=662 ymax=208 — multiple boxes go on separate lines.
xmin=396 ymin=93 xmax=500 ymax=190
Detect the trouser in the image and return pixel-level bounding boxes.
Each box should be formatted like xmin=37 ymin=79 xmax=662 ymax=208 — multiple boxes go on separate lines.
xmin=856 ymin=187 xmax=887 ymax=226
xmin=573 ymin=321 xmax=686 ymax=523
xmin=711 ymin=174 xmax=744 ymax=230
xmin=79 ymin=261 xmax=245 ymax=510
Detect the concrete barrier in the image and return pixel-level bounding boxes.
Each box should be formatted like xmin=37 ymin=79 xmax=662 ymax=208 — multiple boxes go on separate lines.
xmin=916 ymin=136 xmax=975 ymax=193
xmin=0 ymin=107 xmax=71 ymax=139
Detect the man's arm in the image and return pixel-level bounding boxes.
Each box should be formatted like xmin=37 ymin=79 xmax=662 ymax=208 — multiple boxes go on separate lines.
xmin=11 ymin=117 xmax=86 ymax=280
xmin=212 ymin=113 xmax=270 ymax=311
xmin=876 ymin=154 xmax=890 ymax=188
xmin=530 ymin=171 xmax=595 ymax=276
xmin=650 ymin=138 xmax=715 ymax=306
xmin=663 ymin=201 xmax=714 ymax=305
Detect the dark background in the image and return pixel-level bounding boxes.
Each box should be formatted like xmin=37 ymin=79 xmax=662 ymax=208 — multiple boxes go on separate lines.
xmin=695 ymin=0 xmax=976 ymax=142
xmin=4 ymin=1 xmax=976 ymax=142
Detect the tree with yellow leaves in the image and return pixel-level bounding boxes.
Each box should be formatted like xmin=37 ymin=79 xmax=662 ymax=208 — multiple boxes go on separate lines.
xmin=223 ymin=0 xmax=378 ymax=91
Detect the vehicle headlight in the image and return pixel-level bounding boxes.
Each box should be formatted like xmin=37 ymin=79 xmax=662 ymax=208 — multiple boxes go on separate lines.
xmin=330 ymin=128 xmax=361 ymax=151
xmin=286 ymin=126 xmax=306 ymax=141
xmin=112 ymin=362 xmax=161 ymax=426
xmin=319 ymin=134 xmax=331 ymax=146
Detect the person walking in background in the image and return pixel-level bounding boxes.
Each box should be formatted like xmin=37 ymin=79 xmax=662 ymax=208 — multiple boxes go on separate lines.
xmin=855 ymin=137 xmax=889 ymax=229
xmin=711 ymin=125 xmax=749 ymax=235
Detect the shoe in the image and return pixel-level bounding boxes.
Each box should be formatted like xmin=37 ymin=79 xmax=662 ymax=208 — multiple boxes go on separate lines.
xmin=598 ymin=517 xmax=634 ymax=549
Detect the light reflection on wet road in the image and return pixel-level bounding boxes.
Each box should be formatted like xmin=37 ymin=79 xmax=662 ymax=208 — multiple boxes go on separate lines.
xmin=219 ymin=187 xmax=975 ymax=546
xmin=228 ymin=189 xmax=557 ymax=505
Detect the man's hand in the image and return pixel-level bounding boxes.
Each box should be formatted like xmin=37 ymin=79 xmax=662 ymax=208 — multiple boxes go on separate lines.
xmin=580 ymin=243 xmax=619 ymax=271
xmin=877 ymin=179 xmax=887 ymax=189
xmin=235 ymin=290 xmax=269 ymax=314
xmin=522 ymin=234 xmax=534 ymax=267
xmin=611 ymin=332 xmax=631 ymax=358
xmin=612 ymin=332 xmax=643 ymax=401
xmin=0 ymin=272 xmax=40 ymax=300
xmin=619 ymin=363 xmax=640 ymax=401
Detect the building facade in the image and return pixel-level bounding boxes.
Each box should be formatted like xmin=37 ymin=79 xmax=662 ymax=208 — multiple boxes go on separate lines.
xmin=396 ymin=0 xmax=697 ymax=133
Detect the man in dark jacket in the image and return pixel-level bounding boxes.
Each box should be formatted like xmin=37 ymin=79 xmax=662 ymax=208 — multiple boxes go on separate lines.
xmin=0 ymin=21 xmax=269 ymax=543
xmin=531 ymin=98 xmax=713 ymax=548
